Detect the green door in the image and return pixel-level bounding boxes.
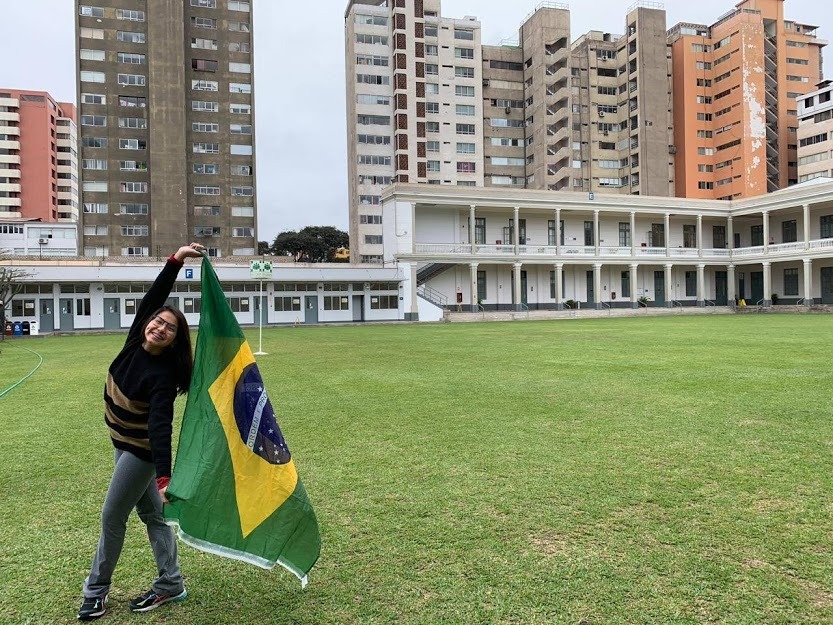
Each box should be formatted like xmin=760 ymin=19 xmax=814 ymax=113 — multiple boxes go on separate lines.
xmin=586 ymin=270 xmax=595 ymax=305
xmin=821 ymin=267 xmax=833 ymax=304
xmin=715 ymin=271 xmax=728 ymax=306
xmin=654 ymin=271 xmax=665 ymax=306
xmin=750 ymin=271 xmax=764 ymax=304
xmin=510 ymin=270 xmax=528 ymax=305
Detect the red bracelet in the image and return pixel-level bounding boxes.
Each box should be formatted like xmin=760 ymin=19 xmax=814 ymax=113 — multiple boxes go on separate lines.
xmin=156 ymin=476 xmax=170 ymax=490
xmin=167 ymin=254 xmax=184 ymax=266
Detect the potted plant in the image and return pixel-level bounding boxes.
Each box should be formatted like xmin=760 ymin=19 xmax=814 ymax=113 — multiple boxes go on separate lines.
xmin=771 ymin=293 xmax=779 ymax=305
xmin=637 ymin=296 xmax=649 ymax=307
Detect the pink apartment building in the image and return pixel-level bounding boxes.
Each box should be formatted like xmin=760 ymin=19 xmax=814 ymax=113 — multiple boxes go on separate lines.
xmin=0 ymin=89 xmax=79 ymax=222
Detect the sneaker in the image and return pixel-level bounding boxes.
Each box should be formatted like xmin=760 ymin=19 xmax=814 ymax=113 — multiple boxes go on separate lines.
xmin=77 ymin=594 xmax=108 ymax=621
xmin=128 ymin=588 xmax=187 ymax=613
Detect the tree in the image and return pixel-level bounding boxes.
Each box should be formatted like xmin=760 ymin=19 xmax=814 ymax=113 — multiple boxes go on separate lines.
xmin=0 ymin=254 xmax=28 ymax=342
xmin=257 ymin=240 xmax=271 ymax=255
xmin=270 ymin=226 xmax=349 ymax=263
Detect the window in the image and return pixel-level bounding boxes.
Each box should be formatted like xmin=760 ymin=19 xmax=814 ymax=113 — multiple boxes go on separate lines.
xmin=81 ymin=27 xmax=105 ymax=39
xmin=425 ymin=83 xmax=439 ymax=95
xmin=192 ymin=59 xmax=219 ymax=72
xmin=121 ymin=225 xmax=149 ymax=236
xmin=274 ymin=297 xmax=301 ymax=312
xmin=713 ymin=225 xmax=726 ymax=249
xmin=81 ymin=93 xmax=106 ymax=105
xmin=123 ymin=247 xmax=149 ymax=256
xmin=194 ymin=185 xmax=220 ymax=195
xmin=194 ymin=226 xmax=221 ymax=237
xmin=455 ymin=66 xmax=475 ymax=78
xmin=490 ymin=157 xmax=524 ymax=166
xmin=784 ymin=268 xmax=799 ymax=296
xmin=456 ymin=123 xmax=475 ymax=135
xmin=357 ymin=114 xmax=390 ymax=126
xmin=226 ymin=297 xmax=250 ymax=312
xmin=231 ymin=165 xmax=252 ymax=176
xmin=229 ymin=41 xmax=250 ymax=53
xmin=357 ymin=54 xmax=389 ymax=67
xmin=455 ymin=85 xmax=475 ymax=97
xmin=193 ymin=163 xmax=218 ymax=174
xmin=360 ymin=214 xmax=383 ymax=224
xmin=457 ymin=162 xmax=476 ymax=173
xmin=119 ymin=117 xmax=147 ymax=129
xmin=118 ymin=73 xmax=146 ymax=86
xmin=782 ymin=220 xmax=797 ymax=243
xmin=82 ymin=159 xmax=107 ymax=170
xmin=83 ymin=203 xmax=108 ymax=213
xmin=456 ymin=142 xmax=475 ymax=154
xmin=364 ymin=235 xmax=383 ymax=244
xmin=751 ymin=225 xmax=764 ymax=246
xmin=455 ymin=48 xmax=474 ymax=59
xmin=80 ymin=49 xmax=105 ymax=61
xmin=117 ymin=31 xmax=145 ymax=43
xmin=426 ymin=160 xmax=440 ymax=172
xmin=192 ymin=100 xmax=219 ymax=112
xmin=584 ymin=221 xmax=594 ymax=246
xmin=118 ymin=52 xmax=145 ymax=64
xmin=230 ymin=144 xmax=252 ymax=155
xmin=192 ymin=37 xmax=218 ymax=50
xmin=191 ymin=0 xmax=216 ymax=7
xmin=232 ymin=227 xmax=254 ymax=237
xmin=357 ymin=134 xmax=390 ymax=145
xmin=79 ymin=5 xmax=104 ymax=17
xmin=228 ymin=22 xmax=250 ymax=32
xmin=192 ymin=122 xmax=219 ymax=132
xmin=120 ymin=95 xmax=147 ymax=107
xmin=358 ymin=155 xmax=391 ymax=165
xmin=683 ymin=225 xmax=697 ymax=248
xmin=426 ymin=122 xmax=440 ymax=133
xmin=230 ymin=103 xmax=251 ymax=115
xmin=116 ymin=9 xmax=144 ymax=21
xmin=191 ymin=16 xmax=217 ymax=29
xmin=229 ymin=61 xmax=252 ymax=73
xmin=192 ymin=79 xmax=218 ymax=91
xmin=425 ymin=25 xmax=437 ymax=37
xmin=425 ymin=64 xmax=438 ymax=75
xmin=231 ymin=186 xmax=253 ymax=196
xmin=229 ymin=0 xmax=250 ymax=11
xmin=194 ymin=205 xmax=220 ymax=216
xmin=454 ymin=29 xmax=474 ymax=40
xmin=183 ymin=298 xmax=202 ymax=314
xmin=357 ymin=94 xmax=390 ymax=105
xmin=120 ymin=138 xmax=147 ymax=150
xmin=120 ymin=203 xmax=148 ymax=214
xmin=370 ymin=296 xmax=398 ymax=310
xmin=426 ymin=44 xmax=438 ymax=56
xmin=426 ymin=102 xmax=439 ymax=114
xmin=81 ymin=115 xmax=106 ymax=126
xmin=80 ymin=71 xmax=105 ymax=83
xmin=355 ymin=14 xmax=387 ymax=26
xmin=619 ymin=222 xmax=631 ymax=247
xmin=324 ymin=296 xmax=350 ymax=311
xmin=821 ymin=215 xmax=833 ymax=239
xmin=121 ymin=182 xmax=148 ymax=193
xmin=229 ymin=82 xmax=251 ymax=94
xmin=356 ymin=34 xmax=388 ymax=45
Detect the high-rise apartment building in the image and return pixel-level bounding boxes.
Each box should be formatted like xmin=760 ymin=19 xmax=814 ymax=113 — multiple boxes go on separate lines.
xmin=796 ymin=80 xmax=833 ymax=183
xmin=345 ymin=1 xmax=676 ymax=262
xmin=75 ymin=0 xmax=256 ymax=258
xmin=670 ymin=0 xmax=825 ymax=200
xmin=0 ymin=90 xmax=78 ymax=222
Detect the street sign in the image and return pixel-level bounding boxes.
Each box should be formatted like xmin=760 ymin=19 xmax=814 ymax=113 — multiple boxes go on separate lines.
xmin=185 ymin=268 xmax=194 ymax=279
xmin=250 ymin=259 xmax=273 ymax=280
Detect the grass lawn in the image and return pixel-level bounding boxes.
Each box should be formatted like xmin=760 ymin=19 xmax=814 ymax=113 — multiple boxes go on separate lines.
xmin=1 ymin=315 xmax=832 ymax=624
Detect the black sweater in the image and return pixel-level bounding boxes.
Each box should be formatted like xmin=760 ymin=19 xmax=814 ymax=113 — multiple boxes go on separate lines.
xmin=103 ymin=257 xmax=183 ymax=478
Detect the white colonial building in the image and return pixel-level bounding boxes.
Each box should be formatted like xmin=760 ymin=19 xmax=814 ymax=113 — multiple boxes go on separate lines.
xmin=383 ymin=180 xmax=833 ymax=317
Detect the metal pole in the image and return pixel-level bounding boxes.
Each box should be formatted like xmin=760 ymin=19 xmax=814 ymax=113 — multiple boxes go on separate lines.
xmin=253 ymin=254 xmax=267 ymax=355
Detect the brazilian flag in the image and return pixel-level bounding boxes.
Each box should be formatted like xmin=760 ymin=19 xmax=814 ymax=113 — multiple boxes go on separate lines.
xmin=164 ymin=256 xmax=320 ymax=585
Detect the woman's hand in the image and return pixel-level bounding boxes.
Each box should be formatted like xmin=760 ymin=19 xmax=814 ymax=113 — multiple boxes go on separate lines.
xmin=159 ymin=485 xmax=170 ymax=504
xmin=173 ymin=242 xmax=206 ymax=262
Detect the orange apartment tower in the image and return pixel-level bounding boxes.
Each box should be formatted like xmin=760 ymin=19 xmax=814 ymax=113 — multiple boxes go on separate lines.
xmin=0 ymin=89 xmax=78 ymax=222
xmin=669 ymin=0 xmax=825 ymax=200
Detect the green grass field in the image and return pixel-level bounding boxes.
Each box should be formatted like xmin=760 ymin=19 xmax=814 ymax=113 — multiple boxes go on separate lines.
xmin=1 ymin=315 xmax=832 ymax=625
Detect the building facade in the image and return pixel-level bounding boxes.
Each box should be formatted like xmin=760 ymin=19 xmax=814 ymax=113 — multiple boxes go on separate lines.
xmin=383 ymin=180 xmax=833 ymax=316
xmin=75 ymin=0 xmax=256 ymax=259
xmin=0 ymin=90 xmax=78 ymax=222
xmin=797 ymin=80 xmax=833 ymax=183
xmin=670 ymin=0 xmax=825 ymax=200
xmin=0 ymin=219 xmax=78 ymax=257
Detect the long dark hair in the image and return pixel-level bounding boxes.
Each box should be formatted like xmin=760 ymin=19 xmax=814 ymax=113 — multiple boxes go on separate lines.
xmin=141 ymin=306 xmax=194 ymax=395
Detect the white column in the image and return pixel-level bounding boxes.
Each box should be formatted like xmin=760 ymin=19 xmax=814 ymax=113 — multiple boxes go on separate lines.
xmin=513 ymin=262 xmax=522 ymax=310
xmin=727 ymin=216 xmax=734 ymax=250
xmin=630 ymin=263 xmax=639 ymax=308
xmin=762 ymin=261 xmax=772 ymax=306
xmin=594 ymin=262 xmax=602 ymax=309
xmin=697 ymin=263 xmax=706 ymax=307
xmin=664 ymin=263 xmax=673 ymax=307
xmin=513 ymin=206 xmax=520 ymax=255
xmin=469 ymin=204 xmax=476 ymax=251
xmin=664 ymin=212 xmax=671 ymax=256
xmin=697 ymin=214 xmax=703 ymax=258
xmin=408 ymin=263 xmax=419 ymax=321
xmin=594 ymin=209 xmax=600 ymax=256
xmin=803 ymin=258 xmax=813 ymax=305
xmin=469 ymin=262 xmax=479 ymax=312
xmin=630 ymin=211 xmax=636 ymax=256
xmin=555 ymin=208 xmax=561 ymax=255
xmin=555 ymin=262 xmax=563 ymax=310
xmin=727 ymin=264 xmax=736 ymax=305
xmin=763 ymin=211 xmax=770 ymax=254
xmin=803 ymin=203 xmax=811 ymax=251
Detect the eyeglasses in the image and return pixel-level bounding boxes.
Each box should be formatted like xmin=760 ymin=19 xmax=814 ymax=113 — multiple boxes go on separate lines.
xmin=150 ymin=316 xmax=178 ymax=335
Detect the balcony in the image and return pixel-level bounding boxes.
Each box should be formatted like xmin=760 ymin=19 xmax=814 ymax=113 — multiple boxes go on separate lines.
xmin=0 ymin=140 xmax=20 ymax=150
xmin=0 ymin=197 xmax=22 ymax=207
xmin=0 ymin=154 xmax=20 ymax=164
xmin=0 ymin=126 xmax=21 ymax=136
xmin=0 ymin=112 xmax=20 ymax=122
xmin=0 ymin=182 xmax=21 ymax=193
xmin=0 ymin=168 xmax=21 ymax=178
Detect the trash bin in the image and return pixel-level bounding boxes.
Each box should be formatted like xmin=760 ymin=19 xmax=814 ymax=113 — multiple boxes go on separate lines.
xmin=29 ymin=320 xmax=38 ymax=336
xmin=21 ymin=321 xmax=30 ymax=336
xmin=4 ymin=321 xmax=11 ymax=336
xmin=12 ymin=321 xmax=22 ymax=336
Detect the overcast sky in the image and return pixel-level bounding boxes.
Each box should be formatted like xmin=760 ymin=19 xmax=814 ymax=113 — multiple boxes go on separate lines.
xmin=0 ymin=0 xmax=829 ymax=242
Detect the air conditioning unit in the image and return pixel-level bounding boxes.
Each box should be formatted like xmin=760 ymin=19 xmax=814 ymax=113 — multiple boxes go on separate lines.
xmin=598 ymin=110 xmax=605 ymax=117
xmin=38 ymin=238 xmax=49 ymax=245
xmin=603 ymin=130 xmax=609 ymax=136
xmin=505 ymin=106 xmax=512 ymax=114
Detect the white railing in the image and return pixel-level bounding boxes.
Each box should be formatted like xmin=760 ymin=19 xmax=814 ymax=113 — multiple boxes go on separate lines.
xmin=668 ymin=248 xmax=700 ymax=257
xmin=731 ymin=245 xmax=765 ymax=257
xmin=770 ymin=242 xmax=805 ymax=253
xmin=810 ymin=239 xmax=833 ymax=250
xmin=636 ymin=247 xmax=666 ymax=256
xmin=561 ymin=246 xmax=596 ymax=255
xmin=414 ymin=243 xmax=472 ymax=254
xmin=474 ymin=244 xmax=516 ymax=254
xmin=598 ymin=246 xmax=632 ymax=255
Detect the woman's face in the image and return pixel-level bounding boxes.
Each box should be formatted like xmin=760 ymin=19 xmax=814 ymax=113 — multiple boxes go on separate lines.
xmin=144 ymin=311 xmax=179 ymax=352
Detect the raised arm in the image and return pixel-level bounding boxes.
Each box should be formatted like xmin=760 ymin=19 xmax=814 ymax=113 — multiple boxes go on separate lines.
xmin=125 ymin=243 xmax=206 ymax=345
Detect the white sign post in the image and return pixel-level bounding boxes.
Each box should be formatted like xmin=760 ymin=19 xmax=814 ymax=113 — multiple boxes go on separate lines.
xmin=249 ymin=258 xmax=273 ymax=355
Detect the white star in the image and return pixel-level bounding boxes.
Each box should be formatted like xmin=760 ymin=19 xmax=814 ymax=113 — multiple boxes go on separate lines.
xmin=268 ymin=429 xmax=273 ymax=434
xmin=258 ymin=445 xmax=263 ymax=452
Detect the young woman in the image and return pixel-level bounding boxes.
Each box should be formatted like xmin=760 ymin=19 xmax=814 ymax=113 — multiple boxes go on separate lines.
xmin=78 ymin=243 xmax=205 ymax=621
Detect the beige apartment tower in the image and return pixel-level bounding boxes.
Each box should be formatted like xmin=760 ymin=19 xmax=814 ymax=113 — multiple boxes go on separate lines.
xmin=75 ymin=0 xmax=256 ymax=258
